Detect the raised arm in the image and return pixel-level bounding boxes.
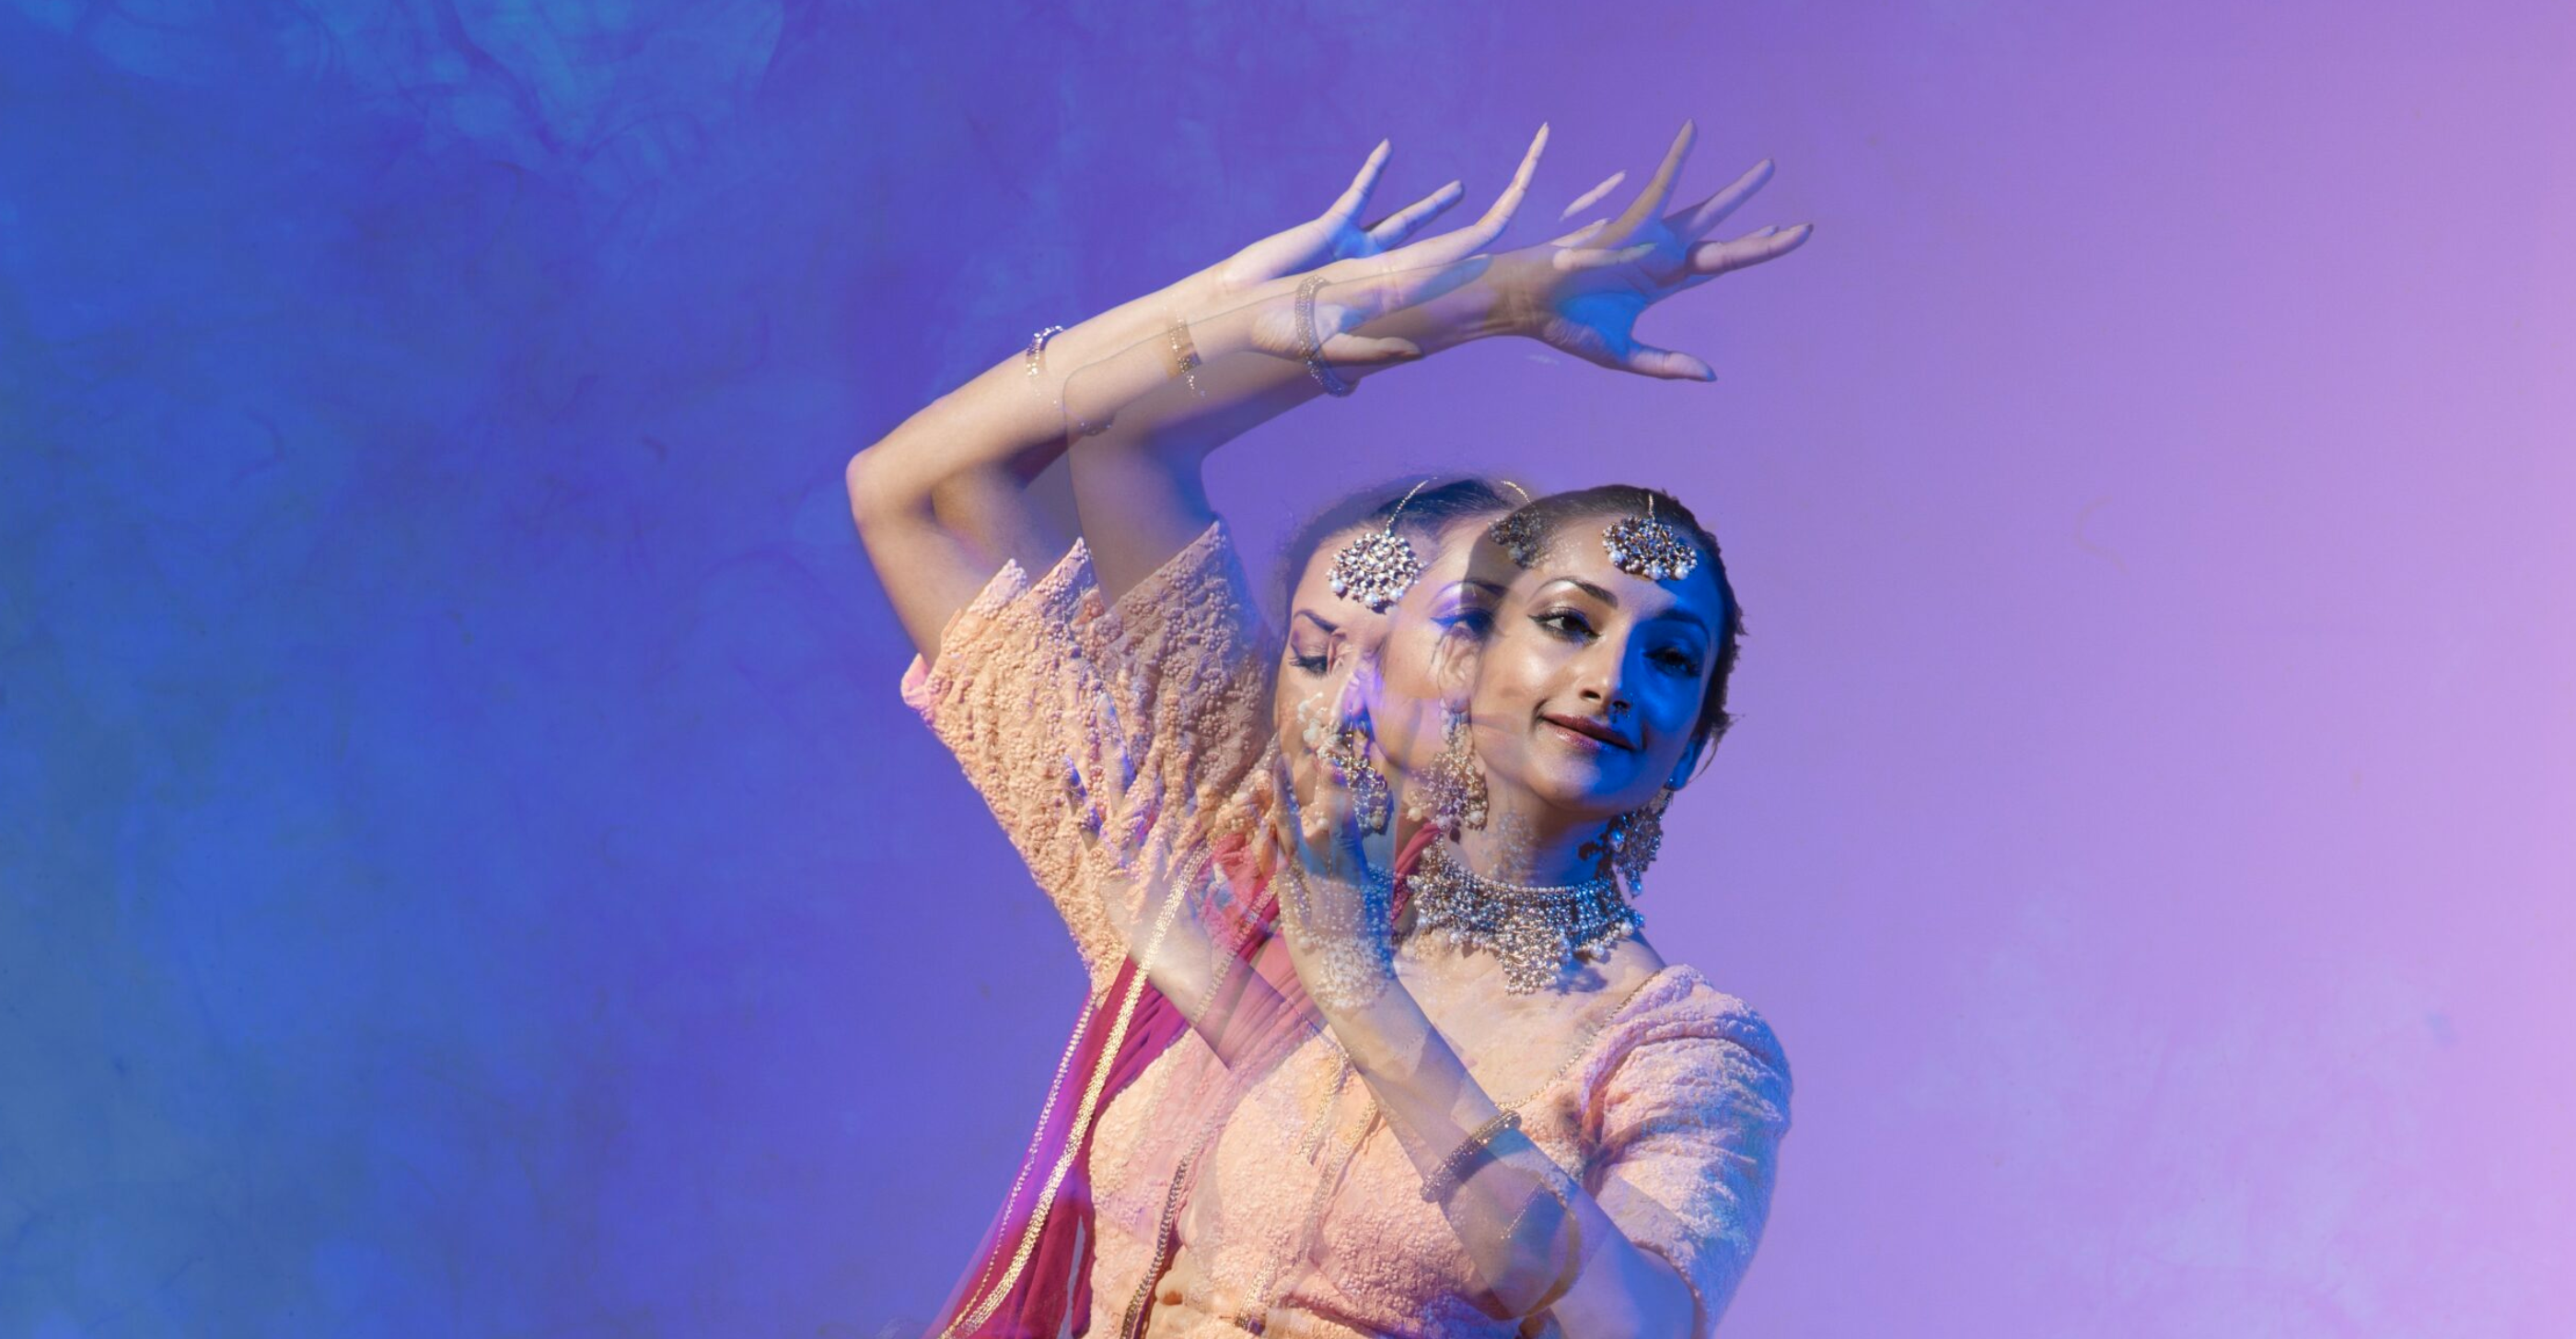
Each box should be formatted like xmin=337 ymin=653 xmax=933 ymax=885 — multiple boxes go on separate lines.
xmin=1069 ymin=119 xmax=1815 ymax=605
xmin=843 ymin=142 xmax=1479 ymax=661
xmin=842 ymin=267 xmax=1216 ymax=660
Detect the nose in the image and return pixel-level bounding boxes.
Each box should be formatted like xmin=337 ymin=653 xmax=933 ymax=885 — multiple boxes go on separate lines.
xmin=1572 ymin=636 xmax=1633 ymax=718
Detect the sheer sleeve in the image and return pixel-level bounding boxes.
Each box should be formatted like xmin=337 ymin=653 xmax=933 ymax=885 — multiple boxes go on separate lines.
xmin=899 ymin=542 xmax=1135 ymax=992
xmin=1075 ymin=519 xmax=1278 ymax=860
xmin=898 ymin=523 xmax=1279 ymax=997
xmin=1577 ymin=978 xmax=1794 ymax=1337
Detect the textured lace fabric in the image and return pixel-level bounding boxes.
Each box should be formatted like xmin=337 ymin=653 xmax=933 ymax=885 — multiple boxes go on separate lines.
xmin=1085 ymin=963 xmax=1792 ymax=1339
xmin=900 ymin=523 xmax=1792 ymax=1335
xmin=900 ymin=522 xmax=1274 ymax=996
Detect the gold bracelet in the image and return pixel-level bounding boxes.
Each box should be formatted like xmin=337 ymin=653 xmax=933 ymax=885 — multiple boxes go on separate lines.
xmin=1295 ymin=274 xmax=1355 ymax=398
xmin=1025 ymin=323 xmax=1064 ymax=385
xmin=1419 ymin=1109 xmax=1520 ymax=1204
xmin=1163 ymin=314 xmax=1203 ymax=398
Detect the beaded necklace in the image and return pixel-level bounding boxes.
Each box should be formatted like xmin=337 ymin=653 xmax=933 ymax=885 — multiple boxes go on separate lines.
xmin=1402 ymin=839 xmax=1643 ymax=995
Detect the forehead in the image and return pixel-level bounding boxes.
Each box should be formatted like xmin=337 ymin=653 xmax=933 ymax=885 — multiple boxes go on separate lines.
xmin=1290 ymin=521 xmax=1490 ymax=620
xmin=1508 ymin=516 xmax=1724 ymax=625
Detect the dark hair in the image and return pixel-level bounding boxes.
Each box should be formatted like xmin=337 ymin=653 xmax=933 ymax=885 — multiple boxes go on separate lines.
xmin=1470 ymin=483 xmax=1746 ymax=770
xmin=1271 ymin=474 xmax=1526 ymax=622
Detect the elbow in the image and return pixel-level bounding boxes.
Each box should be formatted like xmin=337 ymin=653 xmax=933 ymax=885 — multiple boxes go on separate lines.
xmin=844 ymin=441 xmax=928 ymax=540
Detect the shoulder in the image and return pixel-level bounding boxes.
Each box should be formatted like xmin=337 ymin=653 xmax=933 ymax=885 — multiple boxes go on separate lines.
xmin=1089 ymin=518 xmax=1271 ymax=657
xmin=1575 ymin=964 xmax=1793 ymax=1132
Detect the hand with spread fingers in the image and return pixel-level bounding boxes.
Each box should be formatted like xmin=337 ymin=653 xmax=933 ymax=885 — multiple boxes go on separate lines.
xmin=1191 ymin=125 xmax=1553 ymax=372
xmin=1484 ymin=120 xmax=1814 ymax=381
xmin=1207 ymin=138 xmax=1471 ymax=299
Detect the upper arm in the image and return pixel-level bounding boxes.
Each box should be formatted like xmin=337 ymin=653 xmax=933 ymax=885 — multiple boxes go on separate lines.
xmin=848 ymin=447 xmax=1066 ymax=662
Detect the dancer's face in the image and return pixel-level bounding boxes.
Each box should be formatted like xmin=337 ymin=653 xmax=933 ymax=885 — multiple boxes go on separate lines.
xmin=1275 ymin=518 xmax=1503 ymax=780
xmin=1455 ymin=514 xmax=1723 ymax=822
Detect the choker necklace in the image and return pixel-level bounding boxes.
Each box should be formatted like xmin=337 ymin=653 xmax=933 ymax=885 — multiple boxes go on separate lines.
xmin=1405 ymin=840 xmax=1642 ymax=995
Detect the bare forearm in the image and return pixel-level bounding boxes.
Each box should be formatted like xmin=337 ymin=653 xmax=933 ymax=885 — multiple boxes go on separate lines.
xmin=847 ymin=268 xmax=1228 ymax=656
xmin=1071 ymin=274 xmax=1522 ymax=602
xmin=852 ymin=272 xmax=1217 ymax=522
xmin=1325 ymin=987 xmax=1693 ymax=1336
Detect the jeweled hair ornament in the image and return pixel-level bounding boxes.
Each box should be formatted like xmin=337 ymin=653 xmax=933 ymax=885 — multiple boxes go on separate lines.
xmin=1601 ymin=491 xmax=1700 ymax=582
xmin=1328 ymin=478 xmax=1431 ymax=612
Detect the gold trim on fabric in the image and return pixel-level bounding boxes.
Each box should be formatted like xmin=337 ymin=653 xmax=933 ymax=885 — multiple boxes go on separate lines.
xmin=944 ymin=989 xmax=1101 ymax=1325
xmin=945 ymin=852 xmax=1205 ymax=1338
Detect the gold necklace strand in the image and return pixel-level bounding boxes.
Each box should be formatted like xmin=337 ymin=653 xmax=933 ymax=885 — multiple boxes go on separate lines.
xmin=1407 ymin=841 xmax=1643 ymax=995
xmin=1121 ymin=1104 xmax=1233 ymax=1339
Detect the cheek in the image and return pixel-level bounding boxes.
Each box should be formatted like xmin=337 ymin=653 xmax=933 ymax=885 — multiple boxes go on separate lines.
xmin=1471 ymin=639 xmax=1554 ymax=718
xmin=1360 ymin=635 xmax=1435 ymax=774
xmin=1375 ymin=625 xmax=1442 ymax=704
xmin=1634 ymin=676 xmax=1710 ymax=772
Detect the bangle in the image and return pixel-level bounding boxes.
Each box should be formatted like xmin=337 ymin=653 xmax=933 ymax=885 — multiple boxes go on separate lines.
xmin=1164 ymin=314 xmax=1204 ymax=398
xmin=1024 ymin=323 xmax=1065 ymax=386
xmin=1294 ymin=275 xmax=1354 ymax=398
xmin=1419 ymin=1109 xmax=1520 ymax=1204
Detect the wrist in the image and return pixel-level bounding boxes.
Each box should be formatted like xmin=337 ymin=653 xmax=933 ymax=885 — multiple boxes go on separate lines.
xmin=1472 ymin=249 xmax=1555 ymax=342
xmin=1321 ymin=975 xmax=1431 ymax=1074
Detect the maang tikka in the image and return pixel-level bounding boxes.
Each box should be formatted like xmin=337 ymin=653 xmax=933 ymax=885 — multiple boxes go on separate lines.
xmin=1601 ymin=492 xmax=1700 ymax=582
xmin=1329 ymin=479 xmax=1431 ymax=612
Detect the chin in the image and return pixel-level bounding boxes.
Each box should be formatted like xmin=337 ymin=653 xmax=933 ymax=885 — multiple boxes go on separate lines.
xmin=1519 ymin=763 xmax=1637 ymax=821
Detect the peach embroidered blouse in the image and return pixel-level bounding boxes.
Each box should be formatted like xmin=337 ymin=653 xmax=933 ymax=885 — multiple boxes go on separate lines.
xmin=903 ymin=525 xmax=1793 ymax=1337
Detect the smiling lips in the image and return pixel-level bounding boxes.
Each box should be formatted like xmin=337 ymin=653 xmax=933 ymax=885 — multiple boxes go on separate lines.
xmin=1539 ymin=712 xmax=1636 ymax=751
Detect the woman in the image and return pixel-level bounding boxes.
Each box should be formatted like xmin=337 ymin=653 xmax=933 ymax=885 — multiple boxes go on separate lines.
xmin=1243 ymin=482 xmax=1778 ymax=1338
xmin=849 ymin=122 xmax=1805 ymax=1336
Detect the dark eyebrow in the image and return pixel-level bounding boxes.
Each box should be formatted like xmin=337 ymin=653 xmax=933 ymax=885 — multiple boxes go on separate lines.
xmin=1538 ymin=577 xmax=1620 ymax=606
xmin=1540 ymin=576 xmax=1712 ymax=635
xmin=1438 ymin=578 xmax=1506 ymax=605
xmin=1656 ymin=608 xmax=1714 ymax=636
xmin=1292 ymin=609 xmax=1338 ymax=635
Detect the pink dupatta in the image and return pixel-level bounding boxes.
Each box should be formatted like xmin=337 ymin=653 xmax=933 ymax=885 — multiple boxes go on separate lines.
xmin=922 ymin=824 xmax=1438 ymax=1339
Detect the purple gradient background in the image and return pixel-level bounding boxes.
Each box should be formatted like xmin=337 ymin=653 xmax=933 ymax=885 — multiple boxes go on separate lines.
xmin=4 ymin=2 xmax=2570 ymax=1335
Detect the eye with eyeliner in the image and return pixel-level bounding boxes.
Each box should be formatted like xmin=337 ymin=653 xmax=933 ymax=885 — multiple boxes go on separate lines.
xmin=1533 ymin=606 xmax=1596 ymax=641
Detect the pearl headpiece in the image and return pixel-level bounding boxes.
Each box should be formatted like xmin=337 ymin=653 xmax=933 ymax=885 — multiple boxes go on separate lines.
xmin=1601 ymin=492 xmax=1700 ymax=582
xmin=1328 ymin=478 xmax=1431 ymax=611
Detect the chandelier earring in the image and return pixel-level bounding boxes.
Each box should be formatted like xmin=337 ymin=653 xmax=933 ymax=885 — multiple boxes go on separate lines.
xmin=1297 ymin=693 xmax=1391 ymax=835
xmin=1345 ymin=751 xmax=1392 ymax=835
xmin=1585 ymin=785 xmax=1673 ymax=895
xmin=1408 ymin=705 xmax=1491 ymax=837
